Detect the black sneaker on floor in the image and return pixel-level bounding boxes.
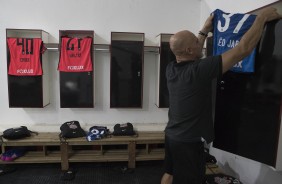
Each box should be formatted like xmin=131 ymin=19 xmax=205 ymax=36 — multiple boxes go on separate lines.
xmin=60 ymin=169 xmax=75 ymax=181
xmin=0 ymin=166 xmax=17 ymax=176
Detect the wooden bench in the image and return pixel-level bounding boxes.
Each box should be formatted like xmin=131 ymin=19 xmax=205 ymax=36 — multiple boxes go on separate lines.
xmin=0 ymin=131 xmax=221 ymax=174
xmin=61 ymin=131 xmax=165 ymax=170
xmin=0 ymin=131 xmax=165 ymax=170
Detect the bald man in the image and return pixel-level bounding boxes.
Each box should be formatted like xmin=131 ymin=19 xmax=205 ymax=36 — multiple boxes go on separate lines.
xmin=161 ymin=7 xmax=282 ymax=184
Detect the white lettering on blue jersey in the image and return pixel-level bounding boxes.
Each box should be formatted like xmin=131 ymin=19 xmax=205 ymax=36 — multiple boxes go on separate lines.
xmin=213 ymin=9 xmax=256 ymax=73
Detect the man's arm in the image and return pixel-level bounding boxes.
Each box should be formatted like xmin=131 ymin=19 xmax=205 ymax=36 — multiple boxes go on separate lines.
xmin=221 ymin=7 xmax=282 ymax=73
xmin=198 ymin=14 xmax=214 ymax=49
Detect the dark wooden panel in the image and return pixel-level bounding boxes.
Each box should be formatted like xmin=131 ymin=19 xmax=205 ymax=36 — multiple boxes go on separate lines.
xmin=8 ymin=76 xmax=43 ymax=107
xmin=110 ymin=40 xmax=143 ymax=108
xmin=213 ymin=20 xmax=282 ymax=167
xmin=158 ymin=42 xmax=175 ymax=108
xmin=60 ymin=72 xmax=94 ymax=108
xmin=206 ymin=37 xmax=213 ymax=57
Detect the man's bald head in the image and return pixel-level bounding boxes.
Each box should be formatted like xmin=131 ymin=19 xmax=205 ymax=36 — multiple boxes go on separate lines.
xmin=170 ymin=30 xmax=200 ymax=61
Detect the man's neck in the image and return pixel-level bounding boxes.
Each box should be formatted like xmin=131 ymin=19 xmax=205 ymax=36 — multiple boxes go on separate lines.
xmin=176 ymin=55 xmax=196 ymax=63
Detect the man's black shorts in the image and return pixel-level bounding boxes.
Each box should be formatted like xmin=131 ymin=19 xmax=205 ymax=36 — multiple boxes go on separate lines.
xmin=164 ymin=136 xmax=205 ymax=184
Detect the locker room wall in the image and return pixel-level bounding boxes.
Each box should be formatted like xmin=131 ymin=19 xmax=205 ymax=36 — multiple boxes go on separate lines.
xmin=0 ymin=0 xmax=200 ymax=131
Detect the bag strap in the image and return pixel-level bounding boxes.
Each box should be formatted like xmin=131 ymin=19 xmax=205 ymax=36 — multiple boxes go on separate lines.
xmin=29 ymin=130 xmax=39 ymax=136
xmin=131 ymin=132 xmax=138 ymax=137
xmin=59 ymin=133 xmax=66 ymax=143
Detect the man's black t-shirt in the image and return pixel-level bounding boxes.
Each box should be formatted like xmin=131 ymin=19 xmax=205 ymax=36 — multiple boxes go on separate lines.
xmin=165 ymin=55 xmax=222 ymax=144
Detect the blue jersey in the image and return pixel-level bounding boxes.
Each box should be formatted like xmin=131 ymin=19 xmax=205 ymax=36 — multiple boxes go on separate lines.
xmin=213 ymin=9 xmax=256 ymax=73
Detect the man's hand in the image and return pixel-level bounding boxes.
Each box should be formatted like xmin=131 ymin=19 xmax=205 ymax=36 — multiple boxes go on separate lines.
xmin=201 ymin=14 xmax=214 ymax=34
xmin=221 ymin=6 xmax=282 ymax=74
xmin=257 ymin=7 xmax=282 ymax=22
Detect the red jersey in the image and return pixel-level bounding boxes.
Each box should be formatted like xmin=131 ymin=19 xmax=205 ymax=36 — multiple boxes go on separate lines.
xmin=58 ymin=37 xmax=93 ymax=72
xmin=7 ymin=38 xmax=43 ymax=76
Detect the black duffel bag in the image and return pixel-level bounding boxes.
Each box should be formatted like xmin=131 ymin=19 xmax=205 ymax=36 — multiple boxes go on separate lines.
xmin=113 ymin=122 xmax=136 ymax=136
xmin=59 ymin=121 xmax=86 ymax=139
xmin=2 ymin=126 xmax=38 ymax=140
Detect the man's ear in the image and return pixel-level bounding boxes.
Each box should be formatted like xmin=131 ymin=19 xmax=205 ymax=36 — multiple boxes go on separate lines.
xmin=185 ymin=48 xmax=193 ymax=55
